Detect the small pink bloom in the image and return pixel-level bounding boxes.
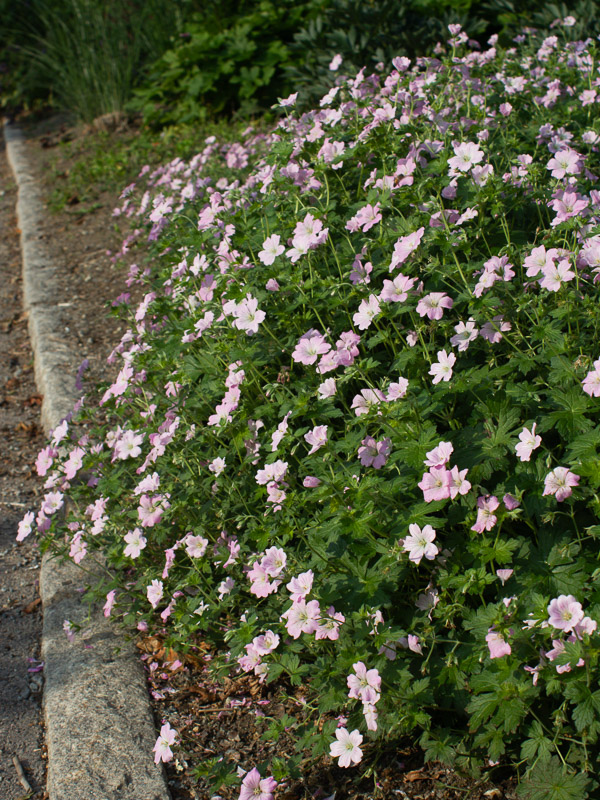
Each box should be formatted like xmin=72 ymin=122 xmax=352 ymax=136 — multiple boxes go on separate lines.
xmin=547 ymin=595 xmax=584 ymax=632
xmin=543 ymin=467 xmax=580 ymax=502
xmin=486 ymin=629 xmax=511 ymax=658
xmin=515 ymin=423 xmax=541 ymax=462
xmin=258 ymin=234 xmax=284 ymax=265
xmin=239 ymin=768 xmax=277 ymax=800
xmin=419 ymin=466 xmax=451 ymax=502
xmin=471 ymin=495 xmax=499 ymax=533
xmin=358 ymin=436 xmax=391 ymax=469
xmin=429 ymin=350 xmax=456 ymax=384
xmin=416 ymin=292 xmax=453 ymax=320
xmin=304 ymin=425 xmax=328 ymax=455
xmin=353 ymin=295 xmax=381 ymax=330
xmin=330 ymin=728 xmax=363 ymax=768
xmin=403 ymin=523 xmax=438 ymax=564
xmin=153 ymin=722 xmax=178 ymax=764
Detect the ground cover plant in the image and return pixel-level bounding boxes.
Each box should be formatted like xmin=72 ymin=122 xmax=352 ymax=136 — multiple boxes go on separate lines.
xmin=19 ymin=17 xmax=600 ymax=799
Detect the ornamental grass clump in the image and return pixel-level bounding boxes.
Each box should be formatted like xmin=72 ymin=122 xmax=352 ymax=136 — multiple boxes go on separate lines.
xmin=21 ymin=18 xmax=600 ymax=798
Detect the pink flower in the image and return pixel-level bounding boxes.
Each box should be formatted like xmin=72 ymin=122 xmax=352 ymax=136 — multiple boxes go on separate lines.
xmin=281 ymin=599 xmax=321 ymax=638
xmin=351 ymin=388 xmax=385 ymax=415
xmin=546 ymin=149 xmax=581 ymax=179
xmin=486 ymin=629 xmax=511 ymax=659
xmin=448 ymin=141 xmax=484 ymax=172
xmin=153 ymin=722 xmax=178 ymax=764
xmin=386 ymin=377 xmax=409 ymax=400
xmin=379 ymin=273 xmax=415 ymax=303
xmin=17 ymin=511 xmax=35 ymax=542
xmin=582 ymin=363 xmax=600 ymax=396
xmin=496 ymin=569 xmax=514 ymax=584
xmin=113 ymin=431 xmax=143 ymax=461
xmin=36 ymin=446 xmax=57 ymax=477
xmin=303 ymin=476 xmax=321 ymax=488
xmin=255 ymin=460 xmax=288 ymax=485
xmin=258 ymin=234 xmax=284 ymax=265
xmin=239 ymin=768 xmax=277 ymax=800
xmin=147 ymin=579 xmax=164 ymax=609
xmin=539 ymin=258 xmax=575 ymax=291
xmin=480 ymin=315 xmax=511 ymax=343
xmin=304 ymin=425 xmax=328 ymax=455
xmin=353 ymin=295 xmax=381 ymax=330
xmin=261 ymin=546 xmax=287 ymax=576
xmin=449 ymin=466 xmax=471 ymax=498
xmin=347 ymin=662 xmax=381 ymax=703
xmin=292 ymin=330 xmax=331 ymax=365
xmin=137 ymin=494 xmax=169 ymax=527
xmin=471 ymin=495 xmax=500 ymax=533
xmin=103 ymin=590 xmax=116 ymax=618
xmin=232 ymin=295 xmax=265 ymax=335
xmin=315 ymin=606 xmax=345 ymax=640
xmin=429 ymin=350 xmax=456 ymax=384
xmin=346 ymin=203 xmax=382 ymax=233
xmin=286 ymin=570 xmax=314 ymax=602
xmin=543 ymin=467 xmax=580 ymax=501
xmin=185 ymin=534 xmax=209 ymax=558
xmin=330 ymin=728 xmax=363 ymax=768
xmin=358 ymin=436 xmax=391 ymax=469
xmin=515 ymin=423 xmax=541 ymax=461
xmin=124 ymin=528 xmax=147 ymax=558
xmin=318 ymin=378 xmax=337 ymax=398
xmin=403 ymin=524 xmax=438 ymax=564
xmin=248 ymin=563 xmax=280 ymax=597
xmin=389 ymin=227 xmax=425 ymax=270
xmin=418 ymin=466 xmax=451 ymax=502
xmin=416 ymin=292 xmax=453 ymax=320
xmin=523 ymin=245 xmax=559 ymax=277
xmin=450 ymin=319 xmax=478 ymax=351
xmin=424 ymin=441 xmax=453 ymax=467
xmin=547 ymin=595 xmax=584 ymax=632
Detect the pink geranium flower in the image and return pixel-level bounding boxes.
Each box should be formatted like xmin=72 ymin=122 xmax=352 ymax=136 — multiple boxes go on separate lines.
xmin=547 ymin=595 xmax=584 ymax=632
xmin=448 ymin=141 xmax=484 ymax=172
xmin=330 ymin=728 xmax=363 ymax=768
xmin=353 ymin=295 xmax=381 ymax=330
xmin=358 ymin=436 xmax=391 ymax=469
xmin=147 ymin=579 xmax=164 ymax=609
xmin=304 ymin=425 xmax=328 ymax=455
xmin=416 ymin=292 xmax=453 ymax=320
xmin=543 ymin=467 xmax=580 ymax=501
xmin=403 ymin=524 xmax=439 ymax=564
xmin=539 ymin=259 xmax=575 ymax=291
xmin=292 ymin=330 xmax=331 ymax=365
xmin=429 ymin=350 xmax=456 ymax=384
xmin=418 ymin=466 xmax=451 ymax=502
xmin=486 ymin=629 xmax=511 ymax=659
xmin=471 ymin=495 xmax=500 ymax=533
xmin=153 ymin=722 xmax=178 ymax=764
xmin=389 ymin=227 xmax=425 ymax=269
xmin=515 ymin=423 xmax=541 ymax=461
xmin=239 ymin=768 xmax=277 ymax=800
xmin=258 ymin=234 xmax=284 ymax=265
xmin=281 ymin=599 xmax=321 ymax=638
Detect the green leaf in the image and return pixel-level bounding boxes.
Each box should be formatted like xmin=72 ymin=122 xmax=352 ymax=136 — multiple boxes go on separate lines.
xmin=516 ymin=757 xmax=590 ymax=800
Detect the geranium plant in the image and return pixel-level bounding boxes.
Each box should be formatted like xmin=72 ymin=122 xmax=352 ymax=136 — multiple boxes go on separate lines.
xmin=21 ymin=17 xmax=600 ymax=799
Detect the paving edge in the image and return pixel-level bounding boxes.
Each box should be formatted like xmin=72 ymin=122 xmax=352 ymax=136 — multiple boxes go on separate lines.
xmin=4 ymin=120 xmax=171 ymax=800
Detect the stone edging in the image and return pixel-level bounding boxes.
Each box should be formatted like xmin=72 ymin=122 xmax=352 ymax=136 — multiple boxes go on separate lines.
xmin=4 ymin=121 xmax=170 ymax=800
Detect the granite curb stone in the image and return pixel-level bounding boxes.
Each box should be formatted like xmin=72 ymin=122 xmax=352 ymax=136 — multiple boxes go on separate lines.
xmin=4 ymin=121 xmax=171 ymax=800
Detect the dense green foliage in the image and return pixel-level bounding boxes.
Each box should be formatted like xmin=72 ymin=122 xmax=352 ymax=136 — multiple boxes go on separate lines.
xmin=25 ymin=18 xmax=600 ymax=799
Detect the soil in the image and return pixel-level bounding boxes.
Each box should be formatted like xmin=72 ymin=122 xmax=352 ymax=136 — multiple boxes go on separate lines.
xmin=1 ymin=113 xmax=519 ymax=800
